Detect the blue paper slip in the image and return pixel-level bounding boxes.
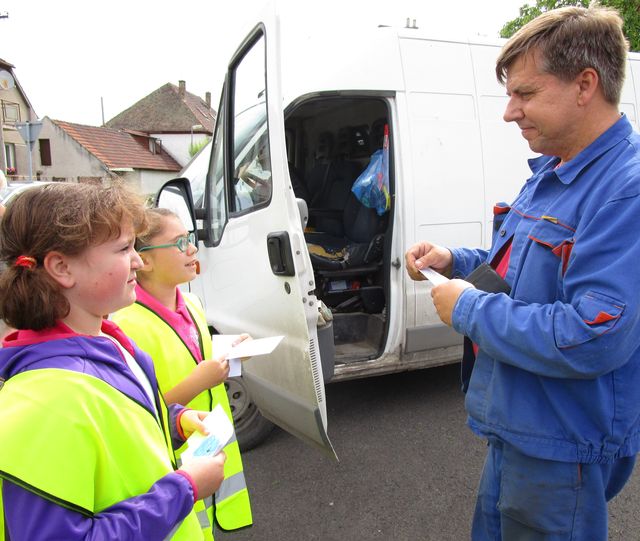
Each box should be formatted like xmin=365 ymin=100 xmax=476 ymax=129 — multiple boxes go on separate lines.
xmin=181 ymin=405 xmax=234 ymax=462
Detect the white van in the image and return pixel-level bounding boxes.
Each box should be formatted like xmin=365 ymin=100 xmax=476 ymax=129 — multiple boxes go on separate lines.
xmin=158 ymin=10 xmax=640 ymax=459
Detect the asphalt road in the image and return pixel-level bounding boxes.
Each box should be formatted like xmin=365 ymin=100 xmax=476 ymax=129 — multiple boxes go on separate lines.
xmin=219 ymin=363 xmax=640 ymax=541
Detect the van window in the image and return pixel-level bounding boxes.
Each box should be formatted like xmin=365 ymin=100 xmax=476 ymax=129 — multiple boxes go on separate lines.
xmin=207 ymin=97 xmax=226 ymax=243
xmin=205 ymin=33 xmax=270 ymax=244
xmin=230 ymin=33 xmax=271 ymax=213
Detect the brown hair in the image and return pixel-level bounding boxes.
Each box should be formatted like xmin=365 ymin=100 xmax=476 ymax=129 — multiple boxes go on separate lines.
xmin=0 ymin=182 xmax=148 ymax=330
xmin=134 ymin=207 xmax=178 ymax=251
xmin=496 ymin=6 xmax=629 ymax=105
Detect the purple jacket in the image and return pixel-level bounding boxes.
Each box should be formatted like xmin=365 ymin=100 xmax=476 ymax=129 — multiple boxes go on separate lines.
xmin=0 ymin=320 xmax=196 ymax=540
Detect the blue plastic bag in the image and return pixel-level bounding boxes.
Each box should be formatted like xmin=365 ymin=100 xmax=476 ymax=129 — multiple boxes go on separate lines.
xmin=351 ymin=124 xmax=390 ymax=216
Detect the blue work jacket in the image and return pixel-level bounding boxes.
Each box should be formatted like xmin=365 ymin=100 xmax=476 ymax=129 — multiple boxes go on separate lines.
xmin=450 ymin=114 xmax=640 ymax=464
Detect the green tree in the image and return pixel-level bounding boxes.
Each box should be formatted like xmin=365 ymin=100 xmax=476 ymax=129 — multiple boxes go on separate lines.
xmin=500 ymin=0 xmax=640 ymax=52
xmin=189 ymin=137 xmax=211 ymax=158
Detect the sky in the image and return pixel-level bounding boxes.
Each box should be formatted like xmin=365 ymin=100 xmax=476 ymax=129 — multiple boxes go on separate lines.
xmin=0 ymin=0 xmax=526 ymax=126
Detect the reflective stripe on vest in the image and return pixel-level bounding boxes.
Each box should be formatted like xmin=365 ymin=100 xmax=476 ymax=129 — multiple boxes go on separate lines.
xmin=0 ymin=368 xmax=202 ymax=540
xmin=113 ymin=292 xmax=252 ymax=531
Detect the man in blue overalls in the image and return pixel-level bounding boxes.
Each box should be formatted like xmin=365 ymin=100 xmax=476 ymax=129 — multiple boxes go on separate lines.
xmin=406 ymin=6 xmax=640 ymax=540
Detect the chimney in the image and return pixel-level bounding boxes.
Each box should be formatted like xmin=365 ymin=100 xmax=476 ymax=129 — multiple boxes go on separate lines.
xmin=178 ymin=80 xmax=186 ymax=98
xmin=205 ymin=91 xmax=211 ymax=108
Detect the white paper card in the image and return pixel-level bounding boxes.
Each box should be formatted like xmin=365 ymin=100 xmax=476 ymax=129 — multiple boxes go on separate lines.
xmin=226 ymin=335 xmax=284 ymax=358
xmin=211 ymin=334 xmax=243 ymax=376
xmin=211 ymin=334 xmax=239 ymax=356
xmin=229 ymin=358 xmax=242 ymax=378
xmin=211 ymin=335 xmax=284 ymax=378
xmin=181 ymin=404 xmax=234 ymax=462
xmin=419 ymin=267 xmax=449 ymax=286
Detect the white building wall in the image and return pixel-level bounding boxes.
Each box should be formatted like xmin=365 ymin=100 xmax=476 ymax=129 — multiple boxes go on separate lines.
xmin=152 ymin=132 xmax=209 ymax=168
xmin=38 ymin=118 xmax=109 ymax=181
xmin=139 ymin=169 xmax=178 ymax=197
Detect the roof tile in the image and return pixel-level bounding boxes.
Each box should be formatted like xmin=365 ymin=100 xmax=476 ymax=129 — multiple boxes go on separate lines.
xmin=53 ymin=120 xmax=181 ymax=172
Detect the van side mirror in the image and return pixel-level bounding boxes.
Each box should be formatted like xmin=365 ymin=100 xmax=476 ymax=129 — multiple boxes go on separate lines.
xmin=156 ymin=177 xmax=206 ymax=242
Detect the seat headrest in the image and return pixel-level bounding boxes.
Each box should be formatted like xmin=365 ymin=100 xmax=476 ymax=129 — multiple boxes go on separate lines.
xmin=337 ymin=125 xmax=370 ymax=159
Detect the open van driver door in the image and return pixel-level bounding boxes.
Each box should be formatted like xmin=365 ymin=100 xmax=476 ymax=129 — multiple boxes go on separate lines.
xmin=157 ymin=12 xmax=337 ymax=460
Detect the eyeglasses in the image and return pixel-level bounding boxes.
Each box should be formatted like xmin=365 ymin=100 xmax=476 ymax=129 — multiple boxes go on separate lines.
xmin=138 ymin=232 xmax=197 ymax=253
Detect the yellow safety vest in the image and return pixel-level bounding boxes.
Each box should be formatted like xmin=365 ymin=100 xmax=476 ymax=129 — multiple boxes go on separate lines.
xmin=113 ymin=292 xmax=252 ymax=535
xmin=0 ymin=368 xmax=202 ymax=541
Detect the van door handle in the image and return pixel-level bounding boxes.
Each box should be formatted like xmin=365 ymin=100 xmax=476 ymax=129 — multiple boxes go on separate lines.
xmin=267 ymin=231 xmax=296 ymax=276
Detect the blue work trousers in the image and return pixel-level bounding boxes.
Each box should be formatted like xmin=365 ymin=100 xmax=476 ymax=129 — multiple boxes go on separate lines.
xmin=472 ymin=439 xmax=636 ymax=540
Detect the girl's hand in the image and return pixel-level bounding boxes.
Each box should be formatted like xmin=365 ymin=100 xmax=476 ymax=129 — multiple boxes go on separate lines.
xmin=179 ymin=453 xmax=227 ymax=499
xmin=233 ymin=333 xmax=253 ymax=362
xmin=232 ymin=333 xmax=252 ymax=346
xmin=193 ymin=355 xmax=230 ymax=390
xmin=180 ymin=409 xmax=210 ymax=439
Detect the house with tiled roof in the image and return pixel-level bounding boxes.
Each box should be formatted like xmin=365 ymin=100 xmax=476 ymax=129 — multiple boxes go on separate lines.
xmin=36 ymin=117 xmax=181 ymax=195
xmin=106 ymin=80 xmax=215 ymax=167
xmin=0 ymin=57 xmax=38 ymax=180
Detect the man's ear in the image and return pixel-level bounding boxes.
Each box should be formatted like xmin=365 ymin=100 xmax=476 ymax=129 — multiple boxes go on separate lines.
xmin=43 ymin=251 xmax=75 ymax=289
xmin=576 ymin=68 xmax=599 ymax=106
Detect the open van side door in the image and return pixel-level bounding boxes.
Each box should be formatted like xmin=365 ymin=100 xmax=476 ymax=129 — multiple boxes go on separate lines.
xmin=193 ymin=12 xmax=336 ymax=459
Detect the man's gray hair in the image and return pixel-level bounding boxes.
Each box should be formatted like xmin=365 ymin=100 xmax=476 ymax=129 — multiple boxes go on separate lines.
xmin=496 ymin=6 xmax=629 ymax=105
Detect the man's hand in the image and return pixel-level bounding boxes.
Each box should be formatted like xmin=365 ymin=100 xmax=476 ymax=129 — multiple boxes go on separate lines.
xmin=405 ymin=242 xmax=453 ymax=282
xmin=431 ymin=279 xmax=475 ymax=326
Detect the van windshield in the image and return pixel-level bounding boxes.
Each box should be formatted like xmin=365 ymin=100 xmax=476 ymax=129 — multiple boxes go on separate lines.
xmin=187 ymin=102 xmax=267 ymax=208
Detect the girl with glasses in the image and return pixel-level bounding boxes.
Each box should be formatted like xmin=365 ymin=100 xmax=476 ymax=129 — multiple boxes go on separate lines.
xmin=112 ymin=207 xmax=252 ymax=539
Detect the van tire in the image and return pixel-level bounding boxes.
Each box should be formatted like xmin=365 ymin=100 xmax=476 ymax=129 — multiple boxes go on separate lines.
xmin=226 ymin=376 xmax=275 ymax=451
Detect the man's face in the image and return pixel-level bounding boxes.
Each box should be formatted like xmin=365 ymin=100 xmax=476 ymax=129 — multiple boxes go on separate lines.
xmin=503 ymin=51 xmax=582 ymax=160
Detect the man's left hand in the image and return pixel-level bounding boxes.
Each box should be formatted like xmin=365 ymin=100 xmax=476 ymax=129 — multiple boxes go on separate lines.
xmin=431 ymin=279 xmax=475 ymax=326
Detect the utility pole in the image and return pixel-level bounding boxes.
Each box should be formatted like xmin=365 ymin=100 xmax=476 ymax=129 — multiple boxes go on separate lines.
xmin=0 ymin=11 xmax=9 ymax=174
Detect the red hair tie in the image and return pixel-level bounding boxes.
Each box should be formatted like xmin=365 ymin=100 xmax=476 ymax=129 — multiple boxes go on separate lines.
xmin=15 ymin=256 xmax=37 ymax=269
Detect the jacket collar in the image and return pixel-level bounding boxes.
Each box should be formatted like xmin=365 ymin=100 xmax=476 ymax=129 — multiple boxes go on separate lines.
xmin=528 ymin=114 xmax=632 ymax=185
xmin=2 ymin=319 xmax=136 ymax=357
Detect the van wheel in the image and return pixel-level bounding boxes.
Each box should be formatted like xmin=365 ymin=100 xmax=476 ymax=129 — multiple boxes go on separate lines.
xmin=225 ymin=376 xmax=275 ymax=451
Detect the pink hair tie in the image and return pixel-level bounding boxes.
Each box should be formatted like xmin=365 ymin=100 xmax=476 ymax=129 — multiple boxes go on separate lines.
xmin=15 ymin=256 xmax=37 ymax=269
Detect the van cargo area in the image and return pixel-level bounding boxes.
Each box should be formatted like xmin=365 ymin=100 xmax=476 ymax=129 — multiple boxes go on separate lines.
xmin=285 ymin=96 xmax=392 ymax=365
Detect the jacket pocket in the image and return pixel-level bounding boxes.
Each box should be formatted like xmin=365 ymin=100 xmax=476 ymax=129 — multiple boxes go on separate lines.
xmin=528 ymin=218 xmax=575 ymax=259
xmin=556 ymin=290 xmax=625 ymax=349
xmin=522 ymin=219 xmax=575 ymax=298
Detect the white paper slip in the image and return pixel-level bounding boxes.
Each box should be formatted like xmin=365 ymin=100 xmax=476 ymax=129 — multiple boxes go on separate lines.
xmin=181 ymin=405 xmax=234 ymax=462
xmin=419 ymin=267 xmax=449 ymax=286
xmin=211 ymin=334 xmax=285 ymax=377
xmin=211 ymin=334 xmax=243 ymax=377
xmin=211 ymin=334 xmax=284 ymax=359
xmin=228 ymin=358 xmax=242 ymax=378
xmin=211 ymin=334 xmax=240 ymax=356
xmin=226 ymin=335 xmax=284 ymax=359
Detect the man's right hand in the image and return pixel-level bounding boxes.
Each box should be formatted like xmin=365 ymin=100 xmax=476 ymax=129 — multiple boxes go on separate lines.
xmin=179 ymin=452 xmax=227 ymax=500
xmin=405 ymin=242 xmax=453 ymax=282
